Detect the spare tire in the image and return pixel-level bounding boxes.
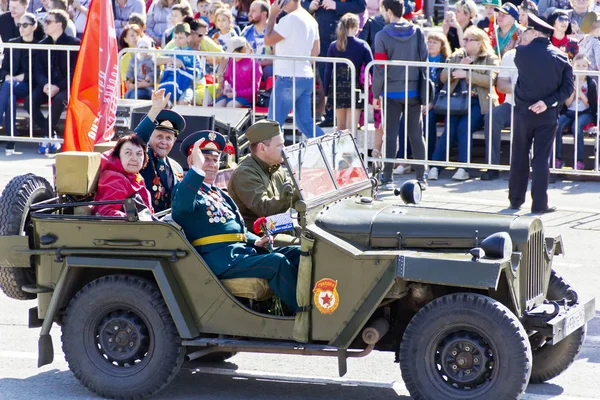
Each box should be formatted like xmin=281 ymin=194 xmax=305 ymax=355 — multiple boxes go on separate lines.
xmin=0 ymin=174 xmax=54 ymax=300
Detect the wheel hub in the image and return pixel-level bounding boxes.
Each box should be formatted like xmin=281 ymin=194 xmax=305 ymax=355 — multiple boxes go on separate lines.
xmin=97 ymin=311 xmax=149 ymax=366
xmin=435 ymin=333 xmax=494 ymax=389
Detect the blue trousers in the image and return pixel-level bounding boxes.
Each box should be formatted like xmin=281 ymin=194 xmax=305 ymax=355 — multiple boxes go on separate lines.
xmin=0 ymin=80 xmax=30 ymax=139
xmin=216 ymin=245 xmax=301 ymax=311
xmin=555 ymin=110 xmax=592 ymax=162
xmin=268 ymin=76 xmax=325 ymax=139
xmin=124 ymin=87 xmax=153 ymax=100
xmin=432 ymin=98 xmax=484 ymax=166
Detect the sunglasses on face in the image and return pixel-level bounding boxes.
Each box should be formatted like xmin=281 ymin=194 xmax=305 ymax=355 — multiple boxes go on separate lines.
xmin=44 ymin=19 xmax=57 ymax=25
xmin=17 ymin=22 xmax=33 ymax=28
xmin=192 ymin=31 xmax=204 ymax=37
xmin=557 ymin=15 xmax=569 ymax=21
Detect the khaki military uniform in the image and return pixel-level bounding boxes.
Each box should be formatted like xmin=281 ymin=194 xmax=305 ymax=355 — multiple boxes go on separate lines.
xmin=228 ymin=154 xmax=298 ymax=230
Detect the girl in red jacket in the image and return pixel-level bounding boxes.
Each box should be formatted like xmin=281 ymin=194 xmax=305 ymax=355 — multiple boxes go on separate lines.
xmin=93 ymin=134 xmax=154 ymax=218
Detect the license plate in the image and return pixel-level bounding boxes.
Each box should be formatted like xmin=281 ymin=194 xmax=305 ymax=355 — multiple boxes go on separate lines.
xmin=564 ymin=307 xmax=585 ymax=337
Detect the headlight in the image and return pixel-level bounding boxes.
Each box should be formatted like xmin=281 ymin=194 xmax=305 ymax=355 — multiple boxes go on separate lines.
xmin=480 ymin=232 xmax=513 ymax=259
xmin=394 ymin=180 xmax=422 ymax=205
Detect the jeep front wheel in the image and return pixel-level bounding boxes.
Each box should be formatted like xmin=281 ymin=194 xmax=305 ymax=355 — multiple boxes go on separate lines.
xmin=61 ymin=275 xmax=185 ymax=399
xmin=399 ymin=293 xmax=532 ymax=400
xmin=0 ymin=174 xmax=54 ymax=300
xmin=529 ymin=270 xmax=586 ymax=383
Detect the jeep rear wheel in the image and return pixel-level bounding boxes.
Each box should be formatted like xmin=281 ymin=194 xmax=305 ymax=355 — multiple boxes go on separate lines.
xmin=0 ymin=174 xmax=54 ymax=300
xmin=62 ymin=275 xmax=185 ymax=399
xmin=399 ymin=293 xmax=532 ymax=400
xmin=529 ymin=270 xmax=586 ymax=383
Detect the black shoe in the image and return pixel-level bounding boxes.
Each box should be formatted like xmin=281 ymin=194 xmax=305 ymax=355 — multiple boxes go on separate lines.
xmin=509 ymin=203 xmax=521 ymax=210
xmin=318 ymin=117 xmax=334 ymax=128
xmin=481 ymin=170 xmax=499 ymax=181
xmin=532 ymin=206 xmax=557 ymax=214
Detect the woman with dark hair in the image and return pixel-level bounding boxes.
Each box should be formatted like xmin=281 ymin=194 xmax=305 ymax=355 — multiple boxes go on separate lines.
xmin=548 ymin=10 xmax=579 ymax=59
xmin=93 ymin=134 xmax=154 ymax=218
xmin=232 ymin=0 xmax=251 ymax=29
xmin=0 ymin=13 xmax=39 ymax=155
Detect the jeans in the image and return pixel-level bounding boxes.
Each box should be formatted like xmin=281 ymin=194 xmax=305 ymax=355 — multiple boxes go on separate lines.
xmin=0 ymin=80 xmax=30 ymax=140
xmin=483 ymin=102 xmax=513 ymax=167
xmin=398 ymin=107 xmax=438 ymax=160
xmin=268 ymin=76 xmax=324 ymax=138
xmin=432 ymin=97 xmax=484 ymax=166
xmin=555 ymin=110 xmax=592 ymax=161
xmin=124 ymin=87 xmax=153 ymax=100
xmin=27 ymin=86 xmax=69 ymax=138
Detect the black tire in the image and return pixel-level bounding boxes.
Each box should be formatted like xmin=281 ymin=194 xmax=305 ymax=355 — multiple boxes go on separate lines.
xmin=399 ymin=293 xmax=532 ymax=400
xmin=0 ymin=174 xmax=54 ymax=300
xmin=61 ymin=275 xmax=185 ymax=399
xmin=529 ymin=270 xmax=586 ymax=383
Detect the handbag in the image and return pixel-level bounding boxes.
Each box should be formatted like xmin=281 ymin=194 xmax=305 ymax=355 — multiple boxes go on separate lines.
xmin=417 ymin=29 xmax=435 ymax=106
xmin=433 ymin=78 xmax=470 ymax=116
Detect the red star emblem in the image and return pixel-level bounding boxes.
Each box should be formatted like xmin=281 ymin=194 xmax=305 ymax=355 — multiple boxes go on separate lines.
xmin=321 ymin=293 xmax=332 ymax=306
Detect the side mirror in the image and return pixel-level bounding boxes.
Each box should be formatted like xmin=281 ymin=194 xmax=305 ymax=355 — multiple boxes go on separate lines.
xmin=394 ymin=180 xmax=422 ymax=205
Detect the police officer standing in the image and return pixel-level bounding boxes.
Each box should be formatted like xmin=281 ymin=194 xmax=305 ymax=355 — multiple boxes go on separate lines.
xmin=509 ymin=14 xmax=574 ymax=214
xmin=228 ymin=120 xmax=300 ymax=231
xmin=133 ymin=89 xmax=186 ymax=213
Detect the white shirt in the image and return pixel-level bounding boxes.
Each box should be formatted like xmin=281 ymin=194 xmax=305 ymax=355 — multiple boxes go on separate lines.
xmin=273 ymin=7 xmax=319 ymax=78
xmin=568 ymin=79 xmax=589 ymax=112
xmin=498 ymin=49 xmax=518 ymax=106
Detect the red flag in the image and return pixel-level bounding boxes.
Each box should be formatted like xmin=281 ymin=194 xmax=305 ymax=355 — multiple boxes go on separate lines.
xmin=64 ymin=0 xmax=119 ymax=151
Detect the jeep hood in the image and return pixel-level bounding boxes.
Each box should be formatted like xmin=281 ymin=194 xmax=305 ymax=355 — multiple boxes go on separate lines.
xmin=314 ymin=198 xmax=518 ymax=249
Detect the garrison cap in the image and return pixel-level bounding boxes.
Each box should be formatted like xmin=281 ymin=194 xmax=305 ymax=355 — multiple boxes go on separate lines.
xmin=180 ymin=130 xmax=234 ymax=157
xmin=526 ymin=12 xmax=554 ymax=35
xmin=245 ymin=119 xmax=281 ymax=144
xmin=174 ymin=22 xmax=191 ymax=35
xmin=152 ymin=109 xmax=186 ymax=137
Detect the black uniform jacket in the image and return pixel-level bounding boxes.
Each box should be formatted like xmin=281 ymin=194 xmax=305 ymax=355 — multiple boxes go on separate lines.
xmin=514 ymin=37 xmax=574 ymax=113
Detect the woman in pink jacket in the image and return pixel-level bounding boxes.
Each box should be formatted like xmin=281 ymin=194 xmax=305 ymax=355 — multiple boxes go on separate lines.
xmin=93 ymin=134 xmax=154 ymax=218
xmin=215 ymin=36 xmax=262 ymax=108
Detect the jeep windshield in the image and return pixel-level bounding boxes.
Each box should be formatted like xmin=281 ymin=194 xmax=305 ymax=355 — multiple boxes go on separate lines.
xmin=282 ymin=131 xmax=370 ymax=202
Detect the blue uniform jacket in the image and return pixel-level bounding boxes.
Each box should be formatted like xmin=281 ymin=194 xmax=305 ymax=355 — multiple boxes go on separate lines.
xmin=171 ymin=167 xmax=261 ymax=276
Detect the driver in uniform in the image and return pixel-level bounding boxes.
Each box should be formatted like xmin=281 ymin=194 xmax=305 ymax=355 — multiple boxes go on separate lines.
xmin=171 ymin=130 xmax=301 ymax=312
xmin=227 ymin=120 xmax=300 ymax=236
xmin=133 ymin=89 xmax=185 ymax=213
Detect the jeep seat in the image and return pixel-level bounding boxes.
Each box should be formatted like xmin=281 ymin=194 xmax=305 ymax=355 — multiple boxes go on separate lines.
xmin=221 ymin=278 xmax=273 ymax=301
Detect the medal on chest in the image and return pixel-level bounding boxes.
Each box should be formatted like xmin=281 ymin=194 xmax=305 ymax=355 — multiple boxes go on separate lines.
xmin=204 ymin=188 xmax=236 ymax=223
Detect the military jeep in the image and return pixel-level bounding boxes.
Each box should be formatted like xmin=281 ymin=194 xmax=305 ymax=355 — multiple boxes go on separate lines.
xmin=0 ymin=131 xmax=595 ymax=400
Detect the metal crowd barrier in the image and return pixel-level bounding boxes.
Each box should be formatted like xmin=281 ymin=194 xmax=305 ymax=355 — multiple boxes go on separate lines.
xmin=0 ymin=42 xmax=80 ymax=144
xmin=363 ymin=60 xmax=600 ymax=177
xmin=118 ymin=48 xmax=356 ymax=143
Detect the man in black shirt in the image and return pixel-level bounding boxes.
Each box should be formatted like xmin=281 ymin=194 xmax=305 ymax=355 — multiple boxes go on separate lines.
xmin=27 ymin=9 xmax=80 ymax=154
xmin=508 ymin=13 xmax=573 ymax=213
xmin=0 ymin=0 xmax=30 ymax=42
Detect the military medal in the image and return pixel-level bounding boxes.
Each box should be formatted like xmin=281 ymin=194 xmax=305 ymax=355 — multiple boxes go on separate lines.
xmin=220 ymin=217 xmax=226 ymax=223
xmin=152 ymin=185 xmax=158 ymax=191
xmin=159 ymin=164 xmax=165 ymax=172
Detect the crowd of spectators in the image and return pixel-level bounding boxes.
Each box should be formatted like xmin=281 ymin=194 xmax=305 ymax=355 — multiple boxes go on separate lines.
xmin=0 ymin=0 xmax=599 ymax=183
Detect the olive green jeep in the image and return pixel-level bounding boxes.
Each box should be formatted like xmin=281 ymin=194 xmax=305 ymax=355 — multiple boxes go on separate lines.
xmin=0 ymin=132 xmax=594 ymax=400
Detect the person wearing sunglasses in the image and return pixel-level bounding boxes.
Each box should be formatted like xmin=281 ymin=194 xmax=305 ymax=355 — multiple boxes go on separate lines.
xmin=0 ymin=12 xmax=38 ymax=155
xmin=27 ymin=9 xmax=80 ymax=154
xmin=547 ymin=9 xmax=579 ymax=59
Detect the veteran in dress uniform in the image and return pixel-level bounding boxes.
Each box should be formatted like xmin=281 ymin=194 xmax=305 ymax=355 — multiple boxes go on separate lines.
xmin=171 ymin=130 xmax=301 ymax=311
xmin=228 ymin=120 xmax=300 ymax=231
xmin=133 ymin=89 xmax=186 ymax=213
xmin=508 ymin=13 xmax=574 ymax=214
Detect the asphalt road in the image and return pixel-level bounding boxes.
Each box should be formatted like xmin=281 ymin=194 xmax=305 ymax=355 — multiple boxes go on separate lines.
xmin=0 ymin=143 xmax=599 ymax=399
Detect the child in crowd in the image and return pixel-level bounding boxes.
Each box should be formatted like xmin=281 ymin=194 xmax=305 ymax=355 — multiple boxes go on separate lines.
xmin=579 ymin=14 xmax=600 ymax=70
xmin=124 ymin=37 xmax=156 ymax=100
xmin=215 ymin=37 xmax=262 ymax=107
xmin=161 ymin=4 xmax=193 ymax=48
xmin=157 ymin=23 xmax=204 ymax=105
xmin=323 ymin=13 xmax=373 ymax=131
xmin=211 ymin=7 xmax=239 ymax=51
xmin=195 ymin=0 xmax=210 ymax=23
xmin=555 ymin=54 xmax=597 ymax=170
xmin=208 ymin=1 xmax=225 ymax=34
